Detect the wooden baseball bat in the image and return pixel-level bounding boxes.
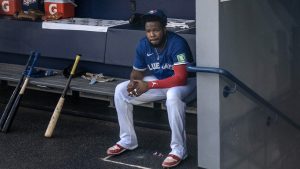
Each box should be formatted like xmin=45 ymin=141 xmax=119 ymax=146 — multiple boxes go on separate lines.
xmin=0 ymin=52 xmax=34 ymax=130
xmin=44 ymin=54 xmax=81 ymax=138
xmin=1 ymin=52 xmax=40 ymax=133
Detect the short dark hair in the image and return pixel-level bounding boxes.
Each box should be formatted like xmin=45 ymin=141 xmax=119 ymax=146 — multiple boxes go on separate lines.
xmin=142 ymin=9 xmax=167 ymax=27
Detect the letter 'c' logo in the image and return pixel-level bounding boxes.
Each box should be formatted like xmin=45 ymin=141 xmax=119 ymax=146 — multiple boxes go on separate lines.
xmin=2 ymin=1 xmax=9 ymax=12
xmin=49 ymin=4 xmax=57 ymax=15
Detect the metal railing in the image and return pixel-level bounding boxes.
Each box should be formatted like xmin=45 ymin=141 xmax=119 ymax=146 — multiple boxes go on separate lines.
xmin=187 ymin=66 xmax=300 ymax=130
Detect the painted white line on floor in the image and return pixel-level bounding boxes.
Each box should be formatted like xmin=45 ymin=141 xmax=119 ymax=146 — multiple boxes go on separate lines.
xmin=101 ymin=156 xmax=152 ymax=169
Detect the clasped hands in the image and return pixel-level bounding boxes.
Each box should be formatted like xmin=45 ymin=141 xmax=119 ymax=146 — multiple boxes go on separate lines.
xmin=127 ymin=80 xmax=149 ymax=97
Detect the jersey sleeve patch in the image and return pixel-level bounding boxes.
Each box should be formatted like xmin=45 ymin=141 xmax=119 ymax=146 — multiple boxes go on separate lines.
xmin=176 ymin=53 xmax=187 ymax=64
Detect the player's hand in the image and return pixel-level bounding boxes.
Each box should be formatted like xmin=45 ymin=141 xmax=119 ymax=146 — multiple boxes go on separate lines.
xmin=132 ymin=80 xmax=148 ymax=97
xmin=127 ymin=80 xmax=137 ymax=96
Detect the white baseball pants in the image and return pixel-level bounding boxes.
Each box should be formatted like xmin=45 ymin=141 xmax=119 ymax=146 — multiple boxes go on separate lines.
xmin=114 ymin=76 xmax=196 ymax=158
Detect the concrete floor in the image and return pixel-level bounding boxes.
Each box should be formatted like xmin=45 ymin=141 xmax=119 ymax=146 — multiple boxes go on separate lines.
xmin=0 ymin=105 xmax=198 ymax=169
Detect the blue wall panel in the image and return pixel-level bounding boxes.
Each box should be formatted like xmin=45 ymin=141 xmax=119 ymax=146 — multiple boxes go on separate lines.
xmin=0 ymin=19 xmax=106 ymax=62
xmin=75 ymin=0 xmax=195 ymax=20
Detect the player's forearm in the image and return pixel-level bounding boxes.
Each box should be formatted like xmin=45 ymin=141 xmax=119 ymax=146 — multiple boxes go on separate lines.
xmin=130 ymin=69 xmax=145 ymax=81
xmin=148 ymin=74 xmax=187 ymax=88
xmin=147 ymin=64 xmax=187 ymax=89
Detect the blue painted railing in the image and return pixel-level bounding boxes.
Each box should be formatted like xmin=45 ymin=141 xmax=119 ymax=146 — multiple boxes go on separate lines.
xmin=187 ymin=66 xmax=300 ymax=130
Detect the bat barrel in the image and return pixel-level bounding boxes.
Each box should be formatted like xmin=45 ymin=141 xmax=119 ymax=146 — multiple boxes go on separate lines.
xmin=44 ymin=97 xmax=65 ymax=137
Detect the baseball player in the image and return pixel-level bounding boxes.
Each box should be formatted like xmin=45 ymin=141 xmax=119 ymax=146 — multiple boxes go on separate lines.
xmin=106 ymin=9 xmax=196 ymax=168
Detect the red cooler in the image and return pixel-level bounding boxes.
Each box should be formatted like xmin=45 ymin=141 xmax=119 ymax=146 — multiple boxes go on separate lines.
xmin=0 ymin=0 xmax=21 ymax=15
xmin=44 ymin=0 xmax=75 ymax=18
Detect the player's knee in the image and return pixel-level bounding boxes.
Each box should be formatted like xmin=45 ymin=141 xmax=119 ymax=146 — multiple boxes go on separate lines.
xmin=166 ymin=89 xmax=182 ymax=101
xmin=166 ymin=90 xmax=185 ymax=110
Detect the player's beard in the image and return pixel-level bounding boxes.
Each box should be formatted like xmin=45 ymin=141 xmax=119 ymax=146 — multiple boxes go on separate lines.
xmin=150 ymin=32 xmax=167 ymax=48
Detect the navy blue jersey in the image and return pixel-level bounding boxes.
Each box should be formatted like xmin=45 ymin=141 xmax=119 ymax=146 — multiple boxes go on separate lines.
xmin=133 ymin=31 xmax=193 ymax=80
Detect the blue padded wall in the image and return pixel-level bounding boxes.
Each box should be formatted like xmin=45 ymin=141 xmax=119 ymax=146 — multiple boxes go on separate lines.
xmin=0 ymin=19 xmax=106 ymax=62
xmin=75 ymin=0 xmax=195 ymax=20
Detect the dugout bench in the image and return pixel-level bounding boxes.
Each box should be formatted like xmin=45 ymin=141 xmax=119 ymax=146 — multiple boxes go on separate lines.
xmin=0 ymin=63 xmax=197 ymax=114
